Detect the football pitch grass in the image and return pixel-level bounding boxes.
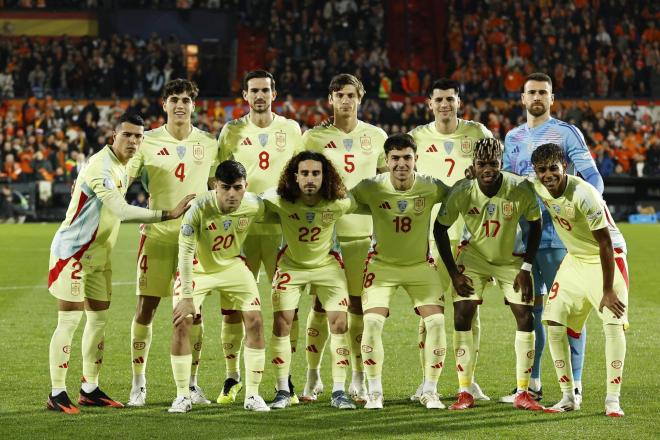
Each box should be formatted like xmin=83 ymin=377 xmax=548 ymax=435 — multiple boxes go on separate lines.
xmin=0 ymin=223 xmax=658 ymax=439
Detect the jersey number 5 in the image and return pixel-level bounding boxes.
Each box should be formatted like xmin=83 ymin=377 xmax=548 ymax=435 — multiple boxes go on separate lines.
xmin=344 ymin=154 xmax=355 ymax=173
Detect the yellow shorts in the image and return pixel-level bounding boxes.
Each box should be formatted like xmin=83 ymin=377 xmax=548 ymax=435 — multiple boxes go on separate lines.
xmin=361 ymin=258 xmax=444 ymax=311
xmin=543 ymin=251 xmax=629 ymax=335
xmin=135 ymin=235 xmax=178 ymax=297
xmin=48 ymin=253 xmax=112 ymax=302
xmin=272 ymin=257 xmax=349 ymax=313
xmin=454 ymin=248 xmax=533 ymax=306
xmin=243 ymin=233 xmax=281 ymax=283
xmin=338 ymin=236 xmax=371 ymax=297
xmin=173 ymin=259 xmax=262 ymax=315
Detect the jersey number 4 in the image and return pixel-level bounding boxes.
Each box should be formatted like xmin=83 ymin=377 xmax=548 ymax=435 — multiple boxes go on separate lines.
xmin=174 ymin=163 xmax=185 ymax=182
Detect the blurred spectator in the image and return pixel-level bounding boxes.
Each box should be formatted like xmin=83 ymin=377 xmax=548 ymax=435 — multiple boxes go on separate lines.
xmin=0 ymin=184 xmax=28 ymax=224
xmin=131 ymin=191 xmax=148 ymax=208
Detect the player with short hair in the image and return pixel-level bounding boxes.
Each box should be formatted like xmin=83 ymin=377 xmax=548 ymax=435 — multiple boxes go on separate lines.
xmin=409 ymin=78 xmax=493 ymax=401
xmin=352 ymin=133 xmax=449 ymax=410
xmin=168 ymin=160 xmax=270 ymax=413
xmin=264 ymin=151 xmax=357 ymax=410
xmin=300 ymin=73 xmax=387 ymax=403
xmin=126 ymin=79 xmax=218 ymax=407
xmin=500 ymin=72 xmax=604 ymax=404
xmin=46 ymin=113 xmax=193 ymax=414
xmin=435 ymin=138 xmax=544 ymax=412
xmin=529 ymin=143 xmax=627 ymax=417
xmin=215 ymin=70 xmax=303 ymax=405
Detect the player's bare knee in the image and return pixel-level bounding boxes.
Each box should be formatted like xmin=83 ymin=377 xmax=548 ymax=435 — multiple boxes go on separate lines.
xmin=511 ymin=305 xmax=534 ymax=331
xmin=272 ymin=312 xmax=293 ymax=337
xmin=135 ymin=295 xmax=160 ymax=324
xmin=328 ymin=313 xmax=348 ymax=334
xmin=453 ymin=301 xmax=475 ymax=331
xmin=173 ymin=317 xmax=192 ymax=338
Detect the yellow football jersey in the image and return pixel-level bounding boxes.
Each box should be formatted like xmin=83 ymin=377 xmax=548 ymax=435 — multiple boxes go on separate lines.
xmin=217 ymin=114 xmax=303 ymax=235
xmin=262 ymin=189 xmax=356 ymax=268
xmin=351 ymin=172 xmax=449 ymax=266
xmin=302 ymin=121 xmax=387 ymax=237
xmin=531 ymin=175 xmax=626 ymax=263
xmin=127 ymin=126 xmax=217 ymax=244
xmin=178 ymin=191 xmax=264 ymax=296
xmin=437 ymin=171 xmax=541 ymax=266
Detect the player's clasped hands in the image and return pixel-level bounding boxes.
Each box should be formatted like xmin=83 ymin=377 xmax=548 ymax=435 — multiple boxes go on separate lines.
xmin=513 ymin=270 xmax=533 ymax=303
xmin=451 ymin=273 xmax=474 ymax=297
xmin=599 ymin=288 xmax=626 ymax=318
xmin=173 ymin=298 xmax=195 ymax=326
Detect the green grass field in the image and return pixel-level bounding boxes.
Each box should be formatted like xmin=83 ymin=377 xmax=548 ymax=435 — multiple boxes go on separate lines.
xmin=0 ymin=223 xmax=658 ymax=439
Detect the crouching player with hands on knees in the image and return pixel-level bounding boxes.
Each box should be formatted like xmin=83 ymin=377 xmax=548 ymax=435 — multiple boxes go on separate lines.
xmin=530 ymin=143 xmax=628 ymax=417
xmin=434 ymin=138 xmax=544 ymax=412
xmin=47 ymin=113 xmax=194 ymax=414
xmin=170 ymin=161 xmax=270 ymax=413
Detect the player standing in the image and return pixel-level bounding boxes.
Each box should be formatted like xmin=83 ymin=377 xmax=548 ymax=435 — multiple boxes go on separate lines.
xmin=500 ymin=72 xmax=604 ymax=404
xmin=215 ymin=70 xmax=303 ymax=404
xmin=529 ymin=143 xmax=627 ymax=417
xmin=409 ymin=78 xmax=493 ymax=401
xmin=300 ymin=73 xmax=387 ymax=403
xmin=126 ymin=79 xmax=218 ymax=407
xmin=46 ymin=114 xmax=193 ymax=413
xmin=435 ymin=138 xmax=544 ymax=412
xmin=352 ymin=134 xmax=449 ymax=410
xmin=168 ymin=161 xmax=270 ymax=413
xmin=264 ymin=151 xmax=357 ymax=410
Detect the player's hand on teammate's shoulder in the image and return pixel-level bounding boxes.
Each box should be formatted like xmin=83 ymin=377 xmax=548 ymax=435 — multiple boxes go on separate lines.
xmin=514 ymin=270 xmax=533 ymax=303
xmin=163 ymin=194 xmax=196 ymax=220
xmin=451 ymin=272 xmax=474 ymax=297
xmin=173 ymin=298 xmax=195 ymax=326
xmin=599 ymin=287 xmax=626 ymax=318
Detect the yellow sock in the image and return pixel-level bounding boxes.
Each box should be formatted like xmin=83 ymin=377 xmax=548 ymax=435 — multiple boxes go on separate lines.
xmin=515 ymin=330 xmax=535 ymax=391
xmin=305 ymin=310 xmax=328 ymax=370
xmin=471 ymin=308 xmax=481 ymax=379
xmin=361 ymin=314 xmax=385 ymax=381
xmin=49 ymin=311 xmax=83 ymax=389
xmin=171 ymin=354 xmax=192 ymax=398
xmin=330 ymin=333 xmax=350 ymax=390
xmin=270 ymin=335 xmax=291 ymax=391
xmin=131 ymin=320 xmax=152 ymax=377
xmin=244 ymin=346 xmax=265 ymax=398
xmin=547 ymin=325 xmax=573 ymax=392
xmin=81 ymin=309 xmax=108 ymax=385
xmin=290 ymin=317 xmax=299 ymax=354
xmin=453 ymin=330 xmax=474 ymax=389
xmin=189 ymin=322 xmax=203 ymax=380
xmin=417 ymin=317 xmax=426 ymax=379
xmin=221 ymin=321 xmax=244 ymax=380
xmin=604 ymin=324 xmax=626 ymax=396
xmin=423 ymin=314 xmax=446 ymax=383
xmin=348 ymin=312 xmax=364 ymax=374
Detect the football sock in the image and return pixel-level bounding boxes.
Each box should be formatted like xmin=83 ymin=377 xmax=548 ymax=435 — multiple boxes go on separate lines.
xmin=547 ymin=325 xmax=573 ymax=392
xmin=569 ymin=325 xmax=587 ymax=382
xmin=417 ymin=316 xmax=426 ymax=381
xmin=131 ymin=320 xmax=152 ymax=379
xmin=221 ymin=321 xmax=243 ymax=380
xmin=471 ymin=307 xmax=481 ymax=379
xmin=81 ymin=309 xmax=108 ymax=387
xmin=290 ymin=317 xmax=299 ymax=354
xmin=171 ymin=354 xmax=192 ymax=398
xmin=348 ymin=312 xmax=364 ymax=374
xmin=243 ymin=346 xmax=265 ymax=398
xmin=361 ymin=314 xmax=385 ymax=386
xmin=49 ymin=310 xmax=83 ymax=390
xmin=189 ymin=321 xmax=203 ymax=383
xmin=453 ymin=330 xmax=474 ymax=391
xmin=305 ymin=310 xmax=328 ymax=369
xmin=515 ymin=330 xmax=535 ymax=391
xmin=604 ymin=324 xmax=626 ymax=397
xmin=531 ymin=303 xmax=545 ymax=380
xmin=330 ymin=332 xmax=350 ymax=392
xmin=270 ymin=335 xmax=291 ymax=392
xmin=422 ymin=314 xmax=446 ymax=393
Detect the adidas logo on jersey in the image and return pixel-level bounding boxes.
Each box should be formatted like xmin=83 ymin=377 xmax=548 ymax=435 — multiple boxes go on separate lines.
xmin=467 ymin=207 xmax=481 ymax=215
xmin=289 ymin=213 xmax=300 ymax=220
xmin=241 ymin=137 xmax=252 ymax=146
xmin=338 ymin=298 xmax=349 ymax=307
xmin=426 ymin=144 xmax=438 ymax=153
xmin=325 ymin=141 xmax=337 ymax=149
xmin=157 ymin=148 xmax=170 ymax=156
xmin=207 ymin=222 xmax=218 ymax=230
xmin=379 ymin=201 xmax=391 ymax=209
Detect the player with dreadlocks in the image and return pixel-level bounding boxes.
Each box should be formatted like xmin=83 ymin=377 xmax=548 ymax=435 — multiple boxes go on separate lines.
xmin=434 ymin=138 xmax=544 ymax=412
xmin=261 ymin=151 xmax=358 ymax=410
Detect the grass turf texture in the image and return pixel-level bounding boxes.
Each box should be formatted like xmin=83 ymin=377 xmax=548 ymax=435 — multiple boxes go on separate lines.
xmin=0 ymin=223 xmax=658 ymax=439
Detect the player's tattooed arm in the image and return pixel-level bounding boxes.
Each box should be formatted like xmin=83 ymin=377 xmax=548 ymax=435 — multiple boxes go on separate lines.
xmin=434 ymin=220 xmax=474 ymax=297
xmin=515 ymin=218 xmax=541 ymax=303
xmin=593 ymin=227 xmax=626 ymax=318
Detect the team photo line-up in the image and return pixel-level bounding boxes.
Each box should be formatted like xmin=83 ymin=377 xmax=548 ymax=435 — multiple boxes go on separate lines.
xmin=45 ymin=71 xmax=628 ymax=417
